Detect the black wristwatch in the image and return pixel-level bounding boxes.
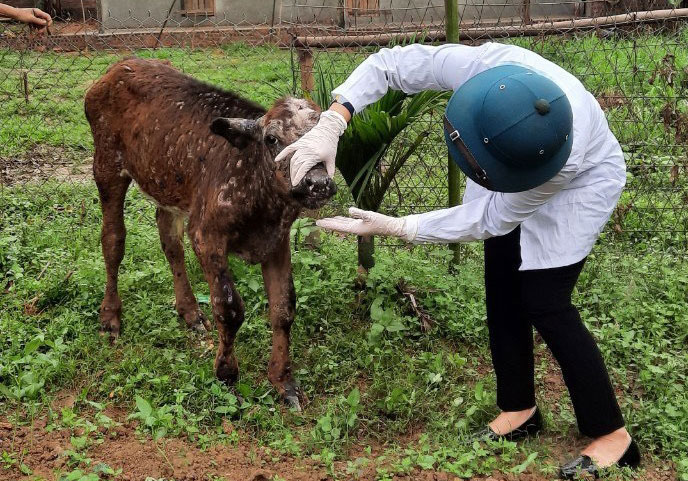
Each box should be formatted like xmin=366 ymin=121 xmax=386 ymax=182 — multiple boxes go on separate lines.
xmin=331 ymin=95 xmax=355 ymax=117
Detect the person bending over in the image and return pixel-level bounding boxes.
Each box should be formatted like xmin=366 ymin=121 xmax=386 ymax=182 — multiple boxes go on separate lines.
xmin=277 ymin=43 xmax=639 ymax=479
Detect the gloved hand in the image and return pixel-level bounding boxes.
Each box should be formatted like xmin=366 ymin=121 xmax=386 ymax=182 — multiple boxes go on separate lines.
xmin=316 ymin=207 xmax=418 ymax=242
xmin=274 ymin=110 xmax=348 ymax=187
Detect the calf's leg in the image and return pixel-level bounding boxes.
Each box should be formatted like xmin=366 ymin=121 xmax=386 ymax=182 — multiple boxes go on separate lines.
xmin=155 ymin=208 xmax=210 ymax=333
xmin=262 ymin=235 xmax=301 ymax=410
xmin=95 ymin=172 xmax=131 ymax=339
xmin=190 ymin=229 xmax=244 ymax=385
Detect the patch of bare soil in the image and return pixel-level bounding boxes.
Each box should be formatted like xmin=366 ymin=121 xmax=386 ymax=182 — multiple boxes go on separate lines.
xmin=0 ymin=413 xmax=677 ymax=481
xmin=49 ymin=20 xmax=100 ymax=36
xmin=534 ymin=337 xmax=568 ymax=403
xmin=0 ymin=416 xmax=328 ymax=481
xmin=0 ymin=351 xmax=676 ymax=481
xmin=0 ymin=145 xmax=92 ymax=186
xmin=0 ymin=20 xmax=99 ymax=38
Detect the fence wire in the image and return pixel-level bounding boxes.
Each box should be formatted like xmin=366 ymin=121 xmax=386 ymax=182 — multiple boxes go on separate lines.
xmin=1 ymin=1 xmax=687 ymax=257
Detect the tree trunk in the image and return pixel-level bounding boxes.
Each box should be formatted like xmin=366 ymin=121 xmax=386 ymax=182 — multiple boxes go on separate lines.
xmin=357 ymin=234 xmax=375 ymax=272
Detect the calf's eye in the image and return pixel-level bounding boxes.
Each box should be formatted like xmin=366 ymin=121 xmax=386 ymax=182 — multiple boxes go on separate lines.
xmin=266 ymin=135 xmax=278 ymax=145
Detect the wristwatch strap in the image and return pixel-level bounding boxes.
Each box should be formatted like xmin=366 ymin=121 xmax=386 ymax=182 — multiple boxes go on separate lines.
xmin=332 ymin=95 xmax=355 ymax=117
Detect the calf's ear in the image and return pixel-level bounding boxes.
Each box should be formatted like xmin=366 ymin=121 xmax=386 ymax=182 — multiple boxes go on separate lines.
xmin=211 ymin=117 xmax=260 ymax=149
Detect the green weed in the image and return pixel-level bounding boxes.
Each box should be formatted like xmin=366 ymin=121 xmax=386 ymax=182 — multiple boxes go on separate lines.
xmin=1 ymin=181 xmax=687 ymax=478
xmin=1 ymin=30 xmax=688 ymax=479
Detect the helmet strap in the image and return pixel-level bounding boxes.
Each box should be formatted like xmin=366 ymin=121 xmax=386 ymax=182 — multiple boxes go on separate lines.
xmin=443 ymin=114 xmax=492 ymax=190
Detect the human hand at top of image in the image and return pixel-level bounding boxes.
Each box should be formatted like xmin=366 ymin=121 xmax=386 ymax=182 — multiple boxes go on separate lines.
xmin=0 ymin=4 xmax=53 ymax=33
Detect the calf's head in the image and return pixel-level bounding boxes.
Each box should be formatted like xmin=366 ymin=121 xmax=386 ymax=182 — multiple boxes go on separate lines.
xmin=211 ymin=97 xmax=337 ymax=209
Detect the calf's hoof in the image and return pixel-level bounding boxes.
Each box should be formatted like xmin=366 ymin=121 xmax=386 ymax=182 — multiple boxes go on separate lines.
xmin=215 ymin=353 xmax=239 ymax=385
xmin=281 ymin=381 xmax=304 ymax=412
xmin=99 ymin=307 xmax=121 ymax=340
xmin=192 ymin=323 xmax=207 ymax=335
xmin=180 ymin=307 xmax=211 ymax=333
xmin=284 ymin=395 xmax=301 ymax=412
xmin=99 ymin=326 xmax=120 ymax=341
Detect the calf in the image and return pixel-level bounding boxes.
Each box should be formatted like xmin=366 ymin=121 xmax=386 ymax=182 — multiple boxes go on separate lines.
xmin=84 ymin=58 xmax=336 ymax=408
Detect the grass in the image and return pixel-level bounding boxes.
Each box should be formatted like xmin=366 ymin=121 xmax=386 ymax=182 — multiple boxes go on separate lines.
xmin=0 ymin=31 xmax=687 ymax=480
xmin=2 ymin=30 xmax=687 ymax=159
xmin=7 ymin=34 xmax=686 ymax=237
xmin=1 ymin=182 xmax=687 ymax=480
xmin=0 ymin=43 xmax=294 ymax=157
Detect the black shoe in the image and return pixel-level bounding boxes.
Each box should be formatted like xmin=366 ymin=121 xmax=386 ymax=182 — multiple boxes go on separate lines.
xmin=476 ymin=407 xmax=542 ymax=442
xmin=559 ymin=439 xmax=640 ymax=479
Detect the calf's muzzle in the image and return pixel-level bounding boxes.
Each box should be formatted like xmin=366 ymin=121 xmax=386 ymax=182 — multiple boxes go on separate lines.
xmin=291 ymin=164 xmax=337 ymax=209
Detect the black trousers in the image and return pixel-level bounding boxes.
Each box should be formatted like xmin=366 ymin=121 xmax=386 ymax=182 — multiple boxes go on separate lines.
xmin=484 ymin=226 xmax=624 ymax=438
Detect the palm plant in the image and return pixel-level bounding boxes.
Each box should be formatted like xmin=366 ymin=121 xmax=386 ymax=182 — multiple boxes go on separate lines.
xmin=312 ymin=70 xmax=446 ymax=271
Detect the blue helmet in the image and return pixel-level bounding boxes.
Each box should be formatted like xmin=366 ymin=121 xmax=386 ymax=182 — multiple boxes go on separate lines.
xmin=443 ymin=65 xmax=573 ymax=193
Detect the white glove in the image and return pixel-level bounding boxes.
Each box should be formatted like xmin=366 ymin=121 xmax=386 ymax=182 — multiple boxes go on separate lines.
xmin=275 ymin=110 xmax=348 ymax=186
xmin=316 ymin=207 xmax=418 ymax=242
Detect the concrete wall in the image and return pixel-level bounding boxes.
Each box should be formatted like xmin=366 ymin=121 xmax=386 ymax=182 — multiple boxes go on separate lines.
xmin=3 ymin=0 xmax=35 ymax=7
xmin=342 ymin=0 xmax=575 ymax=29
xmin=100 ymin=0 xmax=271 ymax=29
xmin=459 ymin=0 xmax=577 ymax=23
xmin=4 ymin=0 xmax=97 ymax=14
xmin=288 ymin=0 xmax=342 ymax=25
xmin=99 ymin=0 xmax=341 ymax=30
xmin=98 ymin=0 xmax=576 ymax=31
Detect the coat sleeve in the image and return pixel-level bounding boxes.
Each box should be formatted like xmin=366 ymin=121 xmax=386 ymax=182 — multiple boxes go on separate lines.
xmin=331 ymin=43 xmax=483 ymax=113
xmin=405 ymin=116 xmax=590 ymax=244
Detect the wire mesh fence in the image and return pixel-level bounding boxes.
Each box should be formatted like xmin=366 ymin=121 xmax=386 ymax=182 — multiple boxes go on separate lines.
xmin=1 ymin=1 xmax=687 ymax=259
xmin=289 ymin=1 xmax=688 ymax=255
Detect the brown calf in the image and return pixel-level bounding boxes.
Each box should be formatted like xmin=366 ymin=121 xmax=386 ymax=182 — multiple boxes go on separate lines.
xmin=84 ymin=58 xmax=336 ymax=408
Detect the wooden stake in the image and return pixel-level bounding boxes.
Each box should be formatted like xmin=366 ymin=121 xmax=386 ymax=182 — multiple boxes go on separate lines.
xmin=522 ymin=0 xmax=531 ymax=24
xmin=21 ymin=70 xmax=29 ymax=103
xmin=298 ymin=48 xmax=315 ymax=95
xmin=156 ymin=0 xmax=178 ymax=49
xmin=80 ymin=0 xmax=88 ymax=50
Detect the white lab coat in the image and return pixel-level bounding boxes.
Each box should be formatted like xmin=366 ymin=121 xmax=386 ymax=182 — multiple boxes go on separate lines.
xmin=332 ymin=42 xmax=626 ymax=270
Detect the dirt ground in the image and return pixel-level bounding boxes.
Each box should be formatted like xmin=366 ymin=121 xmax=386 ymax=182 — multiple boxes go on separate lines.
xmin=0 ymin=407 xmax=678 ymax=481
xmin=0 ymin=304 xmax=677 ymax=481
xmin=0 ymin=145 xmax=92 ymax=186
xmin=0 ymin=417 xmax=332 ymax=481
xmin=0 ymin=97 xmax=678 ymax=479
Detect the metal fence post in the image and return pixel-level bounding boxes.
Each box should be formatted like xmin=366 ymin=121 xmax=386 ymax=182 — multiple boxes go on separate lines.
xmin=445 ymin=0 xmax=462 ymax=265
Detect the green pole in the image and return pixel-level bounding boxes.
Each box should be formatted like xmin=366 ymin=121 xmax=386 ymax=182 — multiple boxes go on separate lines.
xmin=445 ymin=0 xmax=459 ymax=44
xmin=445 ymin=0 xmax=462 ymax=265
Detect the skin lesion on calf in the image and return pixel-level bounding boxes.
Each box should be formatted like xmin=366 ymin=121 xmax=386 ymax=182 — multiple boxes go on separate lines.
xmin=85 ymin=58 xmax=335 ymax=409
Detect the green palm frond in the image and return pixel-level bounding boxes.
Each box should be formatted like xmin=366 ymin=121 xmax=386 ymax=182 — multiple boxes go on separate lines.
xmin=323 ymin=77 xmax=446 ymax=210
xmin=310 ymin=39 xmax=444 ymax=270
